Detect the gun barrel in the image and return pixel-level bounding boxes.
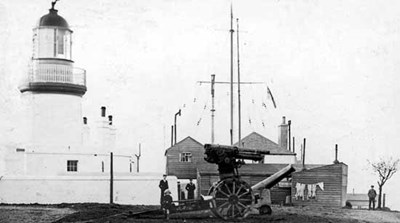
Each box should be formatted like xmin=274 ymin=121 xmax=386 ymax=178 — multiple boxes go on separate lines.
xmin=238 ymin=147 xmax=271 ymax=155
xmin=236 ymin=152 xmax=264 ymax=161
xmin=251 ymin=164 xmax=296 ymax=190
xmin=204 ymin=144 xmax=270 ymax=155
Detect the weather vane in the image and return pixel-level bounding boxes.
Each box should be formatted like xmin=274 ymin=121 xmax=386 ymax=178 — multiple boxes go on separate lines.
xmin=51 ymin=0 xmax=60 ymax=10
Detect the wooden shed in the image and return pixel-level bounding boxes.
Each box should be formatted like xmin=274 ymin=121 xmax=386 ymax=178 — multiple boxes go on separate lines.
xmin=291 ymin=163 xmax=348 ymax=207
xmin=165 ymin=136 xmax=206 ymax=179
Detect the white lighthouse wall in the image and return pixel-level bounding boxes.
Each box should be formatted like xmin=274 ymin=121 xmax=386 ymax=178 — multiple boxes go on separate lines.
xmin=22 ymin=92 xmax=83 ymax=146
xmin=0 ymin=146 xmax=180 ymax=205
xmin=1 ymin=145 xmax=133 ymax=176
xmin=92 ymin=120 xmax=117 ymax=153
xmin=0 ymin=174 xmax=178 ymax=205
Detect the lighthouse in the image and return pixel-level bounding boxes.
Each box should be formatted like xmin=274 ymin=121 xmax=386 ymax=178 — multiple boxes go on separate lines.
xmin=19 ymin=1 xmax=86 ymax=147
xmin=0 ymin=1 xmax=178 ymax=205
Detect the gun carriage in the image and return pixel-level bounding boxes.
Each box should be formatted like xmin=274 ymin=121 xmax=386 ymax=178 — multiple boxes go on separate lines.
xmin=204 ymin=144 xmax=295 ymax=220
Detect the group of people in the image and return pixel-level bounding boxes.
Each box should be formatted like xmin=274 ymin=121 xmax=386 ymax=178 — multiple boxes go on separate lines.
xmin=158 ymin=174 xmax=196 ymax=219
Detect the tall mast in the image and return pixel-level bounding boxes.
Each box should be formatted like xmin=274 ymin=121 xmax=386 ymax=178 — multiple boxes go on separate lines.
xmin=230 ymin=5 xmax=234 ymax=145
xmin=236 ymin=18 xmax=242 ymax=147
xmin=211 ymin=74 xmax=216 ymax=143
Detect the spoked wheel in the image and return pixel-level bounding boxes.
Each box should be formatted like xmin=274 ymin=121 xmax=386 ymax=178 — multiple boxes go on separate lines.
xmin=208 ymin=178 xmax=254 ymax=220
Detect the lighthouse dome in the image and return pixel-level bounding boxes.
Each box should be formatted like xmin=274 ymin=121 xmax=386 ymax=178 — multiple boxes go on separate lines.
xmin=38 ymin=9 xmax=69 ymax=29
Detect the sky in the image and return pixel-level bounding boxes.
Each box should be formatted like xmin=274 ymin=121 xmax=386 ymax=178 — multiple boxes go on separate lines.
xmin=1 ymin=0 xmax=400 ymax=210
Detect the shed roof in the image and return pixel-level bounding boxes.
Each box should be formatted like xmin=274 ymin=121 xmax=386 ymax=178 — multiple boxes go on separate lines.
xmin=234 ymin=132 xmax=295 ymax=155
xmin=164 ymin=136 xmax=203 ymax=155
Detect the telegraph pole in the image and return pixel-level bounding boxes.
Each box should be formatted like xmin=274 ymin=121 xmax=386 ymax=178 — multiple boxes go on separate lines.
xmin=110 ymin=152 xmax=113 ymax=204
xmin=135 ymin=143 xmax=141 ymax=172
xmin=211 ymin=74 xmax=216 ymax=143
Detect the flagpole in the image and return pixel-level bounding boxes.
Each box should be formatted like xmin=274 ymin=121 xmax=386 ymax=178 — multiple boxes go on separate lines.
xmin=230 ymin=5 xmax=234 ymax=146
xmin=237 ymin=18 xmax=242 ymax=147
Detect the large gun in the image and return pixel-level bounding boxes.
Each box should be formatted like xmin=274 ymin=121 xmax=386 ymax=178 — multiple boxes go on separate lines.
xmin=204 ymin=144 xmax=270 ymax=179
xmin=203 ymin=144 xmax=294 ymax=220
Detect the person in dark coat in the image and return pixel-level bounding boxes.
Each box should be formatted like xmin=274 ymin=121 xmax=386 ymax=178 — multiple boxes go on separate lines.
xmin=162 ymin=189 xmax=173 ymax=219
xmin=159 ymin=174 xmax=169 ymax=206
xmin=368 ymin=185 xmax=377 ymax=210
xmin=185 ymin=179 xmax=196 ymax=200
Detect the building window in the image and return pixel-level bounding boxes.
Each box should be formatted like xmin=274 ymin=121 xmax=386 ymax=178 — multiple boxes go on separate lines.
xmin=67 ymin=160 xmax=78 ymax=172
xmin=101 ymin=161 xmax=104 ymax=173
xmin=179 ymin=152 xmax=192 ymax=162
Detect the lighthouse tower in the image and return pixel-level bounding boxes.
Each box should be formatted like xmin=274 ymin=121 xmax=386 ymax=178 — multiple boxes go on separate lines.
xmin=19 ymin=2 xmax=86 ymax=147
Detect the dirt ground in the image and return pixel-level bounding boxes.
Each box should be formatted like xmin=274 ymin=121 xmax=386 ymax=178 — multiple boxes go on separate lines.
xmin=0 ymin=203 xmax=399 ymax=223
xmin=0 ymin=205 xmax=74 ymax=223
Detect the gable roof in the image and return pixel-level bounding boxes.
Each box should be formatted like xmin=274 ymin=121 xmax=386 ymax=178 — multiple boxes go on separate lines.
xmin=164 ymin=136 xmax=203 ymax=155
xmin=234 ymin=132 xmax=295 ymax=155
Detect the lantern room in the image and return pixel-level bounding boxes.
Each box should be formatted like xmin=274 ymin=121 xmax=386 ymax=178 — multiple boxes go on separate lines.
xmin=20 ymin=1 xmax=86 ymax=97
xmin=32 ymin=8 xmax=72 ymax=60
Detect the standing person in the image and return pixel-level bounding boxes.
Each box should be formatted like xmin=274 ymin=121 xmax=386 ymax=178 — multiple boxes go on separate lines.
xmin=162 ymin=189 xmax=173 ymax=220
xmin=185 ymin=179 xmax=196 ymax=200
xmin=368 ymin=185 xmax=377 ymax=210
xmin=159 ymin=174 xmax=169 ymax=207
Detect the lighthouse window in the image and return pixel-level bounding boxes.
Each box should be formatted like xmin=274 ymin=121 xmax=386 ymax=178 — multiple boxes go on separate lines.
xmin=67 ymin=160 xmax=78 ymax=172
xmin=57 ymin=30 xmax=65 ymax=55
xmin=38 ymin=29 xmax=55 ymax=58
xmin=179 ymin=152 xmax=192 ymax=163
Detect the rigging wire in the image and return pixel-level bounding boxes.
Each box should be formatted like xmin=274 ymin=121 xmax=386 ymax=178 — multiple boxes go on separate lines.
xmin=176 ymin=82 xmax=209 ymax=139
xmin=174 ymin=79 xmax=278 ymax=141
xmin=193 ymin=97 xmax=210 ymax=138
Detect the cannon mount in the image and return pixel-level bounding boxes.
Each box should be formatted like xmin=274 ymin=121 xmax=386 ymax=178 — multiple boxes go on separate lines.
xmin=203 ymin=144 xmax=295 ymax=220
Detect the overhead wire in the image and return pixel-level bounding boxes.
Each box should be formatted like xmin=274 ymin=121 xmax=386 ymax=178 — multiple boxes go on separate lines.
xmin=175 ymin=79 xmax=278 ymax=142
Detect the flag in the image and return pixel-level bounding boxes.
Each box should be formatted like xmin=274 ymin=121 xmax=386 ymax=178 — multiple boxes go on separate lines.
xmin=267 ymin=87 xmax=277 ymax=108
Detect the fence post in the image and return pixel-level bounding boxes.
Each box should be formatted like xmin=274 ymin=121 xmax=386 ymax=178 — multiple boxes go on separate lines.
xmin=110 ymin=152 xmax=114 ymax=204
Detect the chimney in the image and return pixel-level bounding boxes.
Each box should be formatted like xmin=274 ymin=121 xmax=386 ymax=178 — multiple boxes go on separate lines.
xmin=108 ymin=115 xmax=113 ymax=125
xmin=278 ymin=116 xmax=289 ymax=150
xmin=302 ymin=138 xmax=306 ymax=169
xmin=288 ymin=120 xmax=291 ymax=151
xmin=82 ymin=117 xmax=90 ymax=145
xmin=171 ymin=125 xmax=174 ymax=147
xmin=333 ymin=144 xmax=339 ymax=164
xmin=292 ymin=136 xmax=295 ymax=153
xmin=101 ymin=106 xmax=106 ymax=117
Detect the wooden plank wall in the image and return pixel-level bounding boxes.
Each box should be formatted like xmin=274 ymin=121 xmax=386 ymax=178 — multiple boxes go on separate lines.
xmin=292 ymin=163 xmax=348 ymax=207
xmin=166 ymin=138 xmax=206 ymax=179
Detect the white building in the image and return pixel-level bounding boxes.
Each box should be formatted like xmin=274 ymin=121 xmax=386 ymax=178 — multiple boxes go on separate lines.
xmin=0 ymin=3 xmax=177 ymax=205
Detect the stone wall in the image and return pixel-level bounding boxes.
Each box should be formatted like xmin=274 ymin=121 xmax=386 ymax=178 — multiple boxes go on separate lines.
xmin=0 ymin=174 xmax=178 ymax=205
